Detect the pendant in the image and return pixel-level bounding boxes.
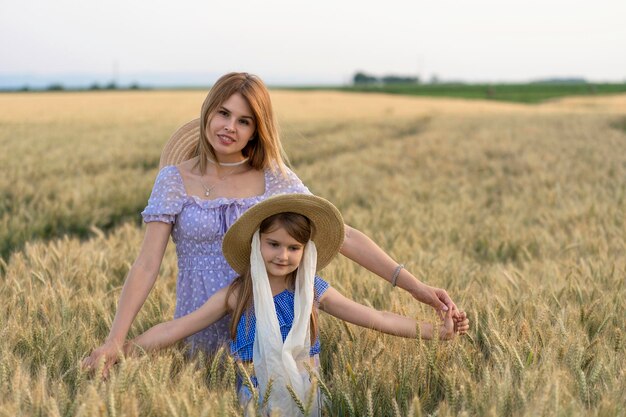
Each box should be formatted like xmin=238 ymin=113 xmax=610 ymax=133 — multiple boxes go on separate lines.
xmin=205 ymin=190 xmax=210 ymax=197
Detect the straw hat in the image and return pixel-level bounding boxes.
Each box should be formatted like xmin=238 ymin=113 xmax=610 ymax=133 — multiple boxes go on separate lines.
xmin=223 ymin=194 xmax=345 ymax=275
xmin=159 ymin=118 xmax=201 ymax=168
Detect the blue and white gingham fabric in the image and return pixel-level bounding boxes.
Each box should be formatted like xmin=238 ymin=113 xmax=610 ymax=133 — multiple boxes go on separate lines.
xmin=230 ymin=276 xmax=330 ymax=361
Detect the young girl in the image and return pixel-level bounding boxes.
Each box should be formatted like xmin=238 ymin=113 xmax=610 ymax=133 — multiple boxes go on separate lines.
xmin=119 ymin=194 xmax=470 ymax=416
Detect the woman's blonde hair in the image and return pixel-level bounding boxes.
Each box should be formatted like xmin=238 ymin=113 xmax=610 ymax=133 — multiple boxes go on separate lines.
xmin=196 ymin=72 xmax=289 ymax=175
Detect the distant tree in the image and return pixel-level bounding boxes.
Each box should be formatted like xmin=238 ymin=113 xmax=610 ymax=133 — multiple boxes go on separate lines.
xmin=531 ymin=78 xmax=587 ymax=85
xmin=47 ymin=83 xmax=64 ymax=91
xmin=20 ymin=85 xmax=30 ymax=92
xmin=353 ymin=71 xmax=378 ymax=85
xmin=89 ymin=83 xmax=101 ymax=90
xmin=105 ymin=81 xmax=117 ymax=90
xmin=382 ymin=75 xmax=419 ymax=84
xmin=129 ymin=82 xmax=140 ymax=90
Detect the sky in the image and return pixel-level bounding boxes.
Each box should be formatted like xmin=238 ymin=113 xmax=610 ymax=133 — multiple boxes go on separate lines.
xmin=1 ymin=0 xmax=625 ymax=87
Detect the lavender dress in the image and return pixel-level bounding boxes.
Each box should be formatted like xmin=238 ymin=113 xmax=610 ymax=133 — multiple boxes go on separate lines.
xmin=141 ymin=165 xmax=311 ymax=352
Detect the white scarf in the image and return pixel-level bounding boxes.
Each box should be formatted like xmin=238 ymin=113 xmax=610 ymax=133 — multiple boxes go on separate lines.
xmin=250 ymin=230 xmax=318 ymax=416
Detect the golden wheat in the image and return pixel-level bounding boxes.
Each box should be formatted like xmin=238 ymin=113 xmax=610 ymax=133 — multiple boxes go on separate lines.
xmin=1 ymin=90 xmax=625 ymax=416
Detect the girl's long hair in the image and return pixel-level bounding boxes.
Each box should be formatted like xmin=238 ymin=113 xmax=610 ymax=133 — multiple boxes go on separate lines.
xmin=227 ymin=212 xmax=319 ymax=343
xmin=196 ymin=72 xmax=289 ymax=175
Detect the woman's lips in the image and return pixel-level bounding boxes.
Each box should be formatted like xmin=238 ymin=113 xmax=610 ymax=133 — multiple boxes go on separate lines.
xmin=217 ymin=134 xmax=235 ymax=144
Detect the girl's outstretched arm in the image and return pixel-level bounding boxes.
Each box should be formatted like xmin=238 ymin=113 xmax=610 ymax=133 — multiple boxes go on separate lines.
xmin=339 ymin=225 xmax=458 ymax=316
xmin=125 ymin=286 xmax=232 ymax=353
xmin=319 ymin=287 xmax=461 ymax=340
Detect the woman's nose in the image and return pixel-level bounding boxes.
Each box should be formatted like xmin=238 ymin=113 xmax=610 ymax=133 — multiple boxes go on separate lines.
xmin=224 ymin=118 xmax=236 ymax=132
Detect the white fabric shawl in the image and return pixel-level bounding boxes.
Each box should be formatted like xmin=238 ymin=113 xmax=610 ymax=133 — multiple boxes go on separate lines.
xmin=250 ymin=230 xmax=318 ymax=416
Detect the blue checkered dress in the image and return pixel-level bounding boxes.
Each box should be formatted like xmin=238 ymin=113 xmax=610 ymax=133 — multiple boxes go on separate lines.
xmin=230 ymin=276 xmax=330 ymax=362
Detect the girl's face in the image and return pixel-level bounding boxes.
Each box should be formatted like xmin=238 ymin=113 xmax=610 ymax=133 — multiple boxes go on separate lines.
xmin=260 ymin=226 xmax=305 ymax=280
xmin=206 ymin=93 xmax=256 ymax=163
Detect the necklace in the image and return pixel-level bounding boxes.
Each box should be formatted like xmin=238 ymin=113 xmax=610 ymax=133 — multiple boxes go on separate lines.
xmin=208 ymin=157 xmax=250 ymax=167
xmin=197 ymin=165 xmax=247 ymax=197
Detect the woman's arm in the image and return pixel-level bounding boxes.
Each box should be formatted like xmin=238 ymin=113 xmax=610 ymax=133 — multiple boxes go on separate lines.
xmin=82 ymin=221 xmax=171 ymax=373
xmin=339 ymin=224 xmax=458 ymax=315
xmin=319 ymin=287 xmax=457 ymax=340
xmin=125 ymin=286 xmax=231 ymax=353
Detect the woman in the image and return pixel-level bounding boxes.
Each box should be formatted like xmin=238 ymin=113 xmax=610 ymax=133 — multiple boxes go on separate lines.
xmin=83 ymin=72 xmax=459 ymax=373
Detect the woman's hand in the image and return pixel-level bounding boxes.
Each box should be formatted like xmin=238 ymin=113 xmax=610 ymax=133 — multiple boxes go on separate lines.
xmin=412 ymin=283 xmax=459 ymax=318
xmin=81 ymin=340 xmax=124 ymax=378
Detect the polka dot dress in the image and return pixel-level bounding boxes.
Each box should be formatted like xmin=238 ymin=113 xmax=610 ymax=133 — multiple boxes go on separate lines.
xmin=142 ymin=165 xmax=311 ymax=352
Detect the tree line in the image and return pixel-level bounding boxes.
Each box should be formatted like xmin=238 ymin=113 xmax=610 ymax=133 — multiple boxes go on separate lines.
xmin=353 ymin=71 xmax=419 ymax=85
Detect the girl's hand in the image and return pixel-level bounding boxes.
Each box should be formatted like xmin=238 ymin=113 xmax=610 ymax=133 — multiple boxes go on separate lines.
xmin=81 ymin=341 xmax=124 ymax=378
xmin=453 ymin=311 xmax=470 ymax=335
xmin=439 ymin=308 xmax=456 ymax=340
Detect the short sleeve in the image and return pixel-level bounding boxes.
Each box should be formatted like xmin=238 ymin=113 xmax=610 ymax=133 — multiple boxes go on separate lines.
xmin=141 ymin=166 xmax=186 ymax=224
xmin=266 ymin=165 xmax=312 ymax=196
xmin=314 ymin=276 xmax=330 ymax=301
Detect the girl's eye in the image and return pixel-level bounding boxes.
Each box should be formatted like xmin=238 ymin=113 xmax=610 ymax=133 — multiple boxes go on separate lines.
xmin=289 ymin=246 xmax=302 ymax=251
xmin=238 ymin=119 xmax=249 ymax=126
xmin=269 ymin=242 xmax=279 ymax=248
xmin=218 ymin=110 xmax=228 ymax=116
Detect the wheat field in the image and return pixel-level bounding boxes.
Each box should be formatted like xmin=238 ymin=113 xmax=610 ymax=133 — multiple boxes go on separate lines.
xmin=0 ymin=89 xmax=625 ymax=416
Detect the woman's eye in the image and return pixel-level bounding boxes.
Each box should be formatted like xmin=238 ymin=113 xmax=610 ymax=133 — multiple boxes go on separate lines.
xmin=218 ymin=110 xmax=228 ymax=116
xmin=238 ymin=119 xmax=249 ymax=126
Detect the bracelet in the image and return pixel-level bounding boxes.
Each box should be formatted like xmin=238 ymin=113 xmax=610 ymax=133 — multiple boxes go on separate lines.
xmin=391 ymin=264 xmax=404 ymax=287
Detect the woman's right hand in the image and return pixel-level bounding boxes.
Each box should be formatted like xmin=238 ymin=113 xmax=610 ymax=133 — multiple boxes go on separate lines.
xmin=82 ymin=340 xmax=124 ymax=378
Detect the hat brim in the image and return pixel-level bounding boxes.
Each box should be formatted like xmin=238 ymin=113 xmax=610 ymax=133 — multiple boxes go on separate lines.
xmin=223 ymin=194 xmax=344 ymax=275
xmin=160 ymin=118 xmax=201 ymax=168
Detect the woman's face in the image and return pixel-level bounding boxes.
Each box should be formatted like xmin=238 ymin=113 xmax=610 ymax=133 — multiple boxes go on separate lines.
xmin=206 ymin=93 xmax=256 ymax=163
